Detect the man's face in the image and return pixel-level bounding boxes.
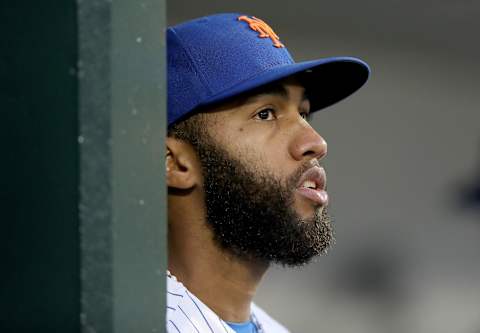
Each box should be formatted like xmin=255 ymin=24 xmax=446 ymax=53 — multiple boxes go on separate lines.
xmin=193 ymin=79 xmax=334 ymax=266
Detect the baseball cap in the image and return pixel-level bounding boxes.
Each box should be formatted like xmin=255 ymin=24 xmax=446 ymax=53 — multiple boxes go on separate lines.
xmin=167 ymin=13 xmax=370 ymax=126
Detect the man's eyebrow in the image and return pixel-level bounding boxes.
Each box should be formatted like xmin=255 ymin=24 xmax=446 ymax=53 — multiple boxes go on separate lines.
xmin=240 ymin=83 xmax=288 ymax=103
xmin=242 ymin=82 xmax=309 ymax=104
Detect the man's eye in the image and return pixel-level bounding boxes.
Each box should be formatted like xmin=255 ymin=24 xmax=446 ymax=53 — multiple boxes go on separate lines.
xmin=255 ymin=108 xmax=276 ymax=121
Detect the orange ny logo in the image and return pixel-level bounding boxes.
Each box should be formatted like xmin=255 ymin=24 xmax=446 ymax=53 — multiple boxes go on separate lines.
xmin=238 ymin=15 xmax=285 ymax=48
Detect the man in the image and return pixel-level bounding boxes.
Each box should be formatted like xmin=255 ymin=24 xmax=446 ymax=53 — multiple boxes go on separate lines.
xmin=166 ymin=13 xmax=370 ymax=332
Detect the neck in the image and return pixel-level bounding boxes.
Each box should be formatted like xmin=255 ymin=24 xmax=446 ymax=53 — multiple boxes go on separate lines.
xmin=168 ymin=197 xmax=268 ymax=322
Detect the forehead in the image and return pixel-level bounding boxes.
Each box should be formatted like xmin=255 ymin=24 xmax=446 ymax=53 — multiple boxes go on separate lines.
xmin=207 ymin=77 xmax=309 ymax=113
xmin=237 ymin=77 xmax=308 ymax=103
xmin=186 ymin=77 xmax=311 ymax=133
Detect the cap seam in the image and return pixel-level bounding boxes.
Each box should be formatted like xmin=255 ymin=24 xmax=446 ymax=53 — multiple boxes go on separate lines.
xmin=199 ymin=58 xmax=369 ymax=107
xmin=201 ymin=60 xmax=294 ymax=102
xmin=170 ymin=28 xmax=214 ymax=96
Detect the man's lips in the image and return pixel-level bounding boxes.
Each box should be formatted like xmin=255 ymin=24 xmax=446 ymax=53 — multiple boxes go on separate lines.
xmin=295 ymin=166 xmax=328 ymax=206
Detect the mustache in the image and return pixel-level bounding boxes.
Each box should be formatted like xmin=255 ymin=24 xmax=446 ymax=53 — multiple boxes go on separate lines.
xmin=286 ymin=159 xmax=321 ymax=189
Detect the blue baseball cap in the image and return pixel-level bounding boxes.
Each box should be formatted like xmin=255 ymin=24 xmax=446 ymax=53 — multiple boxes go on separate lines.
xmin=167 ymin=13 xmax=370 ymax=126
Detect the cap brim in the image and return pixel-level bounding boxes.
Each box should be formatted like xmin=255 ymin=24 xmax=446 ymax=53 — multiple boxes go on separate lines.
xmin=200 ymin=56 xmax=370 ymax=113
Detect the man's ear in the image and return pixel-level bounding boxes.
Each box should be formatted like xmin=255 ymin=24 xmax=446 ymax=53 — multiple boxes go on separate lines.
xmin=165 ymin=137 xmax=200 ymax=190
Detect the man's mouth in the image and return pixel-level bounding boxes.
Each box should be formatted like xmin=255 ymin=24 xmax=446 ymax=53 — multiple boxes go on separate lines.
xmin=295 ymin=166 xmax=328 ymax=206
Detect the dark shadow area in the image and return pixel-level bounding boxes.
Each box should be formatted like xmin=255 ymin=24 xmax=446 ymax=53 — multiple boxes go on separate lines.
xmin=458 ymin=140 xmax=480 ymax=214
xmin=0 ymin=2 xmax=80 ymax=332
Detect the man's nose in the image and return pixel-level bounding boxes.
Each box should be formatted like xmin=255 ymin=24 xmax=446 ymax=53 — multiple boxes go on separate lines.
xmin=288 ymin=123 xmax=328 ymax=162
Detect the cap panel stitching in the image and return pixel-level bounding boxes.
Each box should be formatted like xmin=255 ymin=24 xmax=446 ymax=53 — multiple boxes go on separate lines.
xmin=169 ymin=28 xmax=214 ymax=96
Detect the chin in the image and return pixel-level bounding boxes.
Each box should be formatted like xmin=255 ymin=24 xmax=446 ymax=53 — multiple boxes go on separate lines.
xmin=292 ymin=198 xmax=321 ymax=217
xmin=294 ymin=204 xmax=321 ymax=221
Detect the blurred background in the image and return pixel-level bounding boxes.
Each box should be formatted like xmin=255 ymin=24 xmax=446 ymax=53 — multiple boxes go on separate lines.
xmin=169 ymin=1 xmax=480 ymax=332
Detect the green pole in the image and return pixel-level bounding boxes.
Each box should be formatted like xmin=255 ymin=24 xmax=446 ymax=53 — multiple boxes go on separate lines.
xmin=78 ymin=0 xmax=167 ymax=332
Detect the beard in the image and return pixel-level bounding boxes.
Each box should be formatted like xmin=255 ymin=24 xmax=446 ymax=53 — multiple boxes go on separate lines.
xmin=194 ymin=135 xmax=335 ymax=267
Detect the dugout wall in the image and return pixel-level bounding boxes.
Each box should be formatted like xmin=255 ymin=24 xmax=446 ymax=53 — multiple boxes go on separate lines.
xmin=0 ymin=1 xmax=167 ymax=332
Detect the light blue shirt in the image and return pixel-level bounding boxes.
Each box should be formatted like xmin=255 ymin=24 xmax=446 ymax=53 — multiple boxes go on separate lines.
xmin=226 ymin=320 xmax=258 ymax=333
